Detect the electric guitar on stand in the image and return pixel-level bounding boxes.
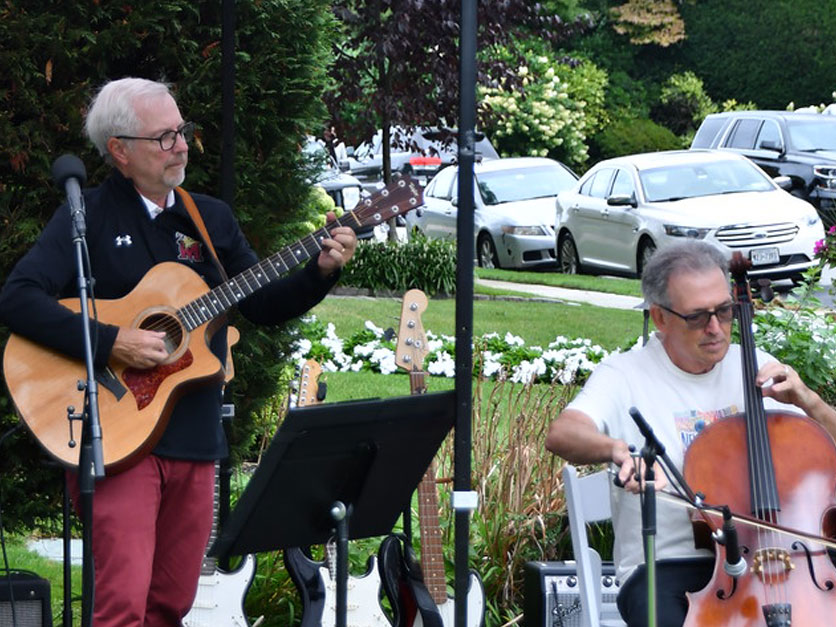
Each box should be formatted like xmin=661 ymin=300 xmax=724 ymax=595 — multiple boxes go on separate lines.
xmin=283 ymin=360 xmax=392 ymax=626
xmin=380 ymin=290 xmax=485 ymax=627
xmin=184 ymin=326 xmax=258 ymax=627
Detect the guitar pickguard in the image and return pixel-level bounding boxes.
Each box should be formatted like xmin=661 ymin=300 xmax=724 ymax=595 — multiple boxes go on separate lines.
xmin=122 ymin=350 xmax=194 ymax=410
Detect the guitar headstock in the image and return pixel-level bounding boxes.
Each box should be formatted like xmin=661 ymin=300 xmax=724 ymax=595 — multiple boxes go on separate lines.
xmin=297 ymin=359 xmax=323 ymax=408
xmin=344 ymin=176 xmax=424 ymax=230
xmin=396 ymin=289 xmax=429 ymax=373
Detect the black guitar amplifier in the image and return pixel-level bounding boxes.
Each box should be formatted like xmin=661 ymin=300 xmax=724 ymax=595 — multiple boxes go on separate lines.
xmin=523 ymin=560 xmax=622 ymax=627
xmin=0 ymin=572 xmax=53 ymax=627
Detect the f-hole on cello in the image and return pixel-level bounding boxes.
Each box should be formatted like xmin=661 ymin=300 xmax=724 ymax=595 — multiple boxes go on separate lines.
xmin=682 ymin=252 xmax=836 ymax=626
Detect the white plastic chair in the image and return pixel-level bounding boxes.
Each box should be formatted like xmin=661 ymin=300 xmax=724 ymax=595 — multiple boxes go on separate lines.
xmin=562 ymin=464 xmax=626 ymax=627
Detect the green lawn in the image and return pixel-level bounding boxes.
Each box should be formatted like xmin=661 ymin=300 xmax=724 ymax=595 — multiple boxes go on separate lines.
xmin=475 ymin=266 xmax=643 ymax=297
xmin=310 ymin=293 xmax=643 ymax=353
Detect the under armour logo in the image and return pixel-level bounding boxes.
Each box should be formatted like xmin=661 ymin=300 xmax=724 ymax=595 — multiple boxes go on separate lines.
xmin=115 ymin=235 xmax=133 ymax=247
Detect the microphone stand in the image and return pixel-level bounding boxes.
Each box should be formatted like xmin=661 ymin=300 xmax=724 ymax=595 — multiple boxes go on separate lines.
xmin=627 ymin=407 xmax=695 ymax=627
xmin=69 ymin=197 xmax=106 ymax=627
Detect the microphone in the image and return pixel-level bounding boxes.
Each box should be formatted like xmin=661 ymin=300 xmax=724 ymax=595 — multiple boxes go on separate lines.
xmin=628 ymin=406 xmax=666 ymax=456
xmin=51 ymin=154 xmax=87 ymax=227
xmin=720 ymin=506 xmax=747 ymax=577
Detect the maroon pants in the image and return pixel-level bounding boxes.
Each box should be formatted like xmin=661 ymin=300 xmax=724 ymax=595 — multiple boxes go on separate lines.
xmin=68 ymin=455 xmax=214 ymax=626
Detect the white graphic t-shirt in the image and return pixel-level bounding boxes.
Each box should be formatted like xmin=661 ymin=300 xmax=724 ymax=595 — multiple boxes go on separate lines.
xmin=566 ymin=332 xmax=796 ymax=584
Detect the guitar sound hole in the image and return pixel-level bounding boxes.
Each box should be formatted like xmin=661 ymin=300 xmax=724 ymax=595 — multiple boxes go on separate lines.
xmin=139 ymin=313 xmax=183 ymax=355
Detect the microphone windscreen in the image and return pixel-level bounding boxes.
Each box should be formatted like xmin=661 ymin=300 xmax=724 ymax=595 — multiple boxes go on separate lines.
xmin=51 ymin=154 xmax=87 ymax=188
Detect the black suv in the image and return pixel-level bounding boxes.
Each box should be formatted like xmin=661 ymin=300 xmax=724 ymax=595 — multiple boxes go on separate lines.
xmin=691 ymin=111 xmax=836 ymax=227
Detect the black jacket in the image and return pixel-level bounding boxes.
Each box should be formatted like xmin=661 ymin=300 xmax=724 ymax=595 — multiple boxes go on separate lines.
xmin=0 ymin=169 xmax=337 ymax=460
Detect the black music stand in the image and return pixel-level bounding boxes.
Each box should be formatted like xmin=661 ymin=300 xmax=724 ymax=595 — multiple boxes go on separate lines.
xmin=210 ymin=390 xmax=457 ymax=627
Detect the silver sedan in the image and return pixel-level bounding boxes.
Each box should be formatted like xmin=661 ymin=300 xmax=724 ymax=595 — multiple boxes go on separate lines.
xmin=555 ymin=150 xmax=824 ymax=281
xmin=405 ymin=157 xmax=578 ymax=269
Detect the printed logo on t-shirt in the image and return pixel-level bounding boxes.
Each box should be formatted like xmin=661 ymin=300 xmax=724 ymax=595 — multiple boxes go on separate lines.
xmin=176 ymin=232 xmax=204 ymax=263
xmin=675 ymin=405 xmax=739 ymax=448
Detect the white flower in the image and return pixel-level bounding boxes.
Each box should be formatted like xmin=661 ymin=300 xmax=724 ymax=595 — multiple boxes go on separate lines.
xmin=504 ymin=332 xmax=525 ymax=347
xmin=428 ymin=351 xmax=456 ymax=377
xmin=364 ymin=320 xmax=386 ymax=337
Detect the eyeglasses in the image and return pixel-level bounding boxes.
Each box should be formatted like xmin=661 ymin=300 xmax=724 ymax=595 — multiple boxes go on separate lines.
xmin=115 ymin=121 xmax=195 ymax=151
xmin=658 ymin=303 xmax=735 ymax=329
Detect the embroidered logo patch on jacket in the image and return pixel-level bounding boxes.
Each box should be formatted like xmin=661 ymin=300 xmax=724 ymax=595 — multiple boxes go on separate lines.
xmin=176 ymin=232 xmax=204 ymax=263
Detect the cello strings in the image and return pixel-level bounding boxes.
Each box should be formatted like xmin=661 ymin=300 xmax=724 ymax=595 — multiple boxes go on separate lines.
xmin=739 ymin=292 xmax=787 ymax=608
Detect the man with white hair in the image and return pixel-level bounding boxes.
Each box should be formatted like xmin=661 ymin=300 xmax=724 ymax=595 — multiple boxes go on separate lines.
xmin=0 ymin=77 xmax=357 ymax=625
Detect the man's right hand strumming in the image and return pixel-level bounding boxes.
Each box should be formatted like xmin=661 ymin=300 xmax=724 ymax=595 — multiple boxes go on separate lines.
xmin=113 ymin=327 xmax=169 ymax=369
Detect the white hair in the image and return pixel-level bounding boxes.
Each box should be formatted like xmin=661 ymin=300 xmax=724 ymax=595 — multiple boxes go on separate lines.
xmin=84 ymin=78 xmax=173 ymax=164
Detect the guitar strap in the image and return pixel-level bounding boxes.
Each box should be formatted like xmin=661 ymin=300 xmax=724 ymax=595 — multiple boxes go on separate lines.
xmin=175 ymin=186 xmax=229 ymax=282
xmin=175 ymin=187 xmax=234 ymax=376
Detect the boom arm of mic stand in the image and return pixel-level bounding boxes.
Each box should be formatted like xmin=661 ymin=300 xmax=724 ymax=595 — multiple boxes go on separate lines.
xmin=628 ymin=407 xmax=697 ymax=502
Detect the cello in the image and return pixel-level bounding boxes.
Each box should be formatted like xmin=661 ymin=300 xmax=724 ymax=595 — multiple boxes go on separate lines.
xmin=681 ymin=252 xmax=836 ymax=626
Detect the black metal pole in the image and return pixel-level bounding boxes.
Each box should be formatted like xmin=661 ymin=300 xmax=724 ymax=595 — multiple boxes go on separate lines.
xmin=220 ymin=0 xmax=236 ymax=208
xmin=455 ymin=2 xmax=477 ymax=626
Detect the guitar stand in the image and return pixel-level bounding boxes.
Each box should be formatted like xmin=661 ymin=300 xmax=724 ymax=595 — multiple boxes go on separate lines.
xmin=209 ymin=391 xmax=456 ymax=627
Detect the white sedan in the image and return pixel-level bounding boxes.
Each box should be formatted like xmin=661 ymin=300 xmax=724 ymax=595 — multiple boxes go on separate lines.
xmin=406 ymin=157 xmax=578 ymax=269
xmin=555 ymin=150 xmax=824 ymax=281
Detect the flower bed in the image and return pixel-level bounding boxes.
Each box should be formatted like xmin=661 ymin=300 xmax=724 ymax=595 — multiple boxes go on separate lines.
xmin=291 ymin=315 xmax=613 ymax=385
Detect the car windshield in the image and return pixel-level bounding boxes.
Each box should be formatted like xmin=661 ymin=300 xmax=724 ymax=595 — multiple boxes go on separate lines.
xmin=786 ymin=119 xmax=836 ymax=151
xmin=476 ymin=164 xmax=577 ymax=205
xmin=639 ymin=159 xmax=773 ymax=202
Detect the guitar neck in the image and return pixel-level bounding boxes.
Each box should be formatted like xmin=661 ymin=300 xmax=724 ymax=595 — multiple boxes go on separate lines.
xmin=201 ymin=459 xmax=221 ymax=575
xmin=177 ymin=177 xmax=422 ymax=333
xmin=178 ymin=217 xmax=349 ymax=331
xmin=417 ymin=458 xmax=448 ymax=606
xmin=408 ymin=369 xmax=446 ymax=605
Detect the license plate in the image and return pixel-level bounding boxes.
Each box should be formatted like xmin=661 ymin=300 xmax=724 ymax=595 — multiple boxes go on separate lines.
xmin=750 ymin=247 xmax=779 ymax=266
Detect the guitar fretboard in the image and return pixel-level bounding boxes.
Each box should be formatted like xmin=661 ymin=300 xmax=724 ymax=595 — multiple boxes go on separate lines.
xmin=178 ymin=221 xmax=347 ymax=331
xmin=176 ymin=178 xmax=422 ymax=332
xmin=417 ymin=460 xmax=448 ymax=605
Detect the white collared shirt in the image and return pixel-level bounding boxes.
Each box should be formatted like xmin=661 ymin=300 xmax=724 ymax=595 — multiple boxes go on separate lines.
xmin=139 ymin=189 xmax=176 ymax=219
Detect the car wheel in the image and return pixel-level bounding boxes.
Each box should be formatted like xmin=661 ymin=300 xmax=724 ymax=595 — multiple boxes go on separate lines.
xmin=558 ymin=233 xmax=580 ymax=274
xmin=637 ymin=239 xmax=657 ymax=276
xmin=477 ymin=233 xmax=500 ymax=269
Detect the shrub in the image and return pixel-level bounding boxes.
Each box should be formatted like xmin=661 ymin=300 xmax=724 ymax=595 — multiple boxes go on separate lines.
xmin=479 ymin=45 xmax=607 ymax=169
xmin=592 ymin=117 xmax=682 ymax=161
xmin=0 ymin=0 xmax=337 ymax=530
xmin=743 ymin=299 xmax=836 ymax=407
xmin=651 ymin=71 xmax=716 ymax=136
xmin=679 ymin=0 xmax=836 ymax=109
xmin=339 ymin=235 xmax=457 ymax=296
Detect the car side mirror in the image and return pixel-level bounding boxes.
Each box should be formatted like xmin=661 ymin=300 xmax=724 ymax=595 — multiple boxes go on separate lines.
xmin=773 ymin=175 xmax=793 ymax=190
xmin=338 ymin=159 xmax=350 ymax=172
xmin=451 ymin=195 xmax=458 ymax=207
xmin=607 ymin=194 xmax=638 ymax=208
xmin=758 ymin=139 xmax=783 ymax=153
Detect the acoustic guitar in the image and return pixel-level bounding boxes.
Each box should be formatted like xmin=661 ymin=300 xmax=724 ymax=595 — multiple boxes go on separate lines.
xmin=2 ymin=178 xmax=423 ymax=472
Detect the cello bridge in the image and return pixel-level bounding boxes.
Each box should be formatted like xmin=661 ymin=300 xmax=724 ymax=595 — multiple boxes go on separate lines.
xmin=752 ymin=547 xmax=794 ymax=582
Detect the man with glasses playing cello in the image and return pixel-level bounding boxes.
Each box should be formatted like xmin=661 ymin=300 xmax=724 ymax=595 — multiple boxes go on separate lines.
xmin=546 ymin=240 xmax=836 ymax=626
